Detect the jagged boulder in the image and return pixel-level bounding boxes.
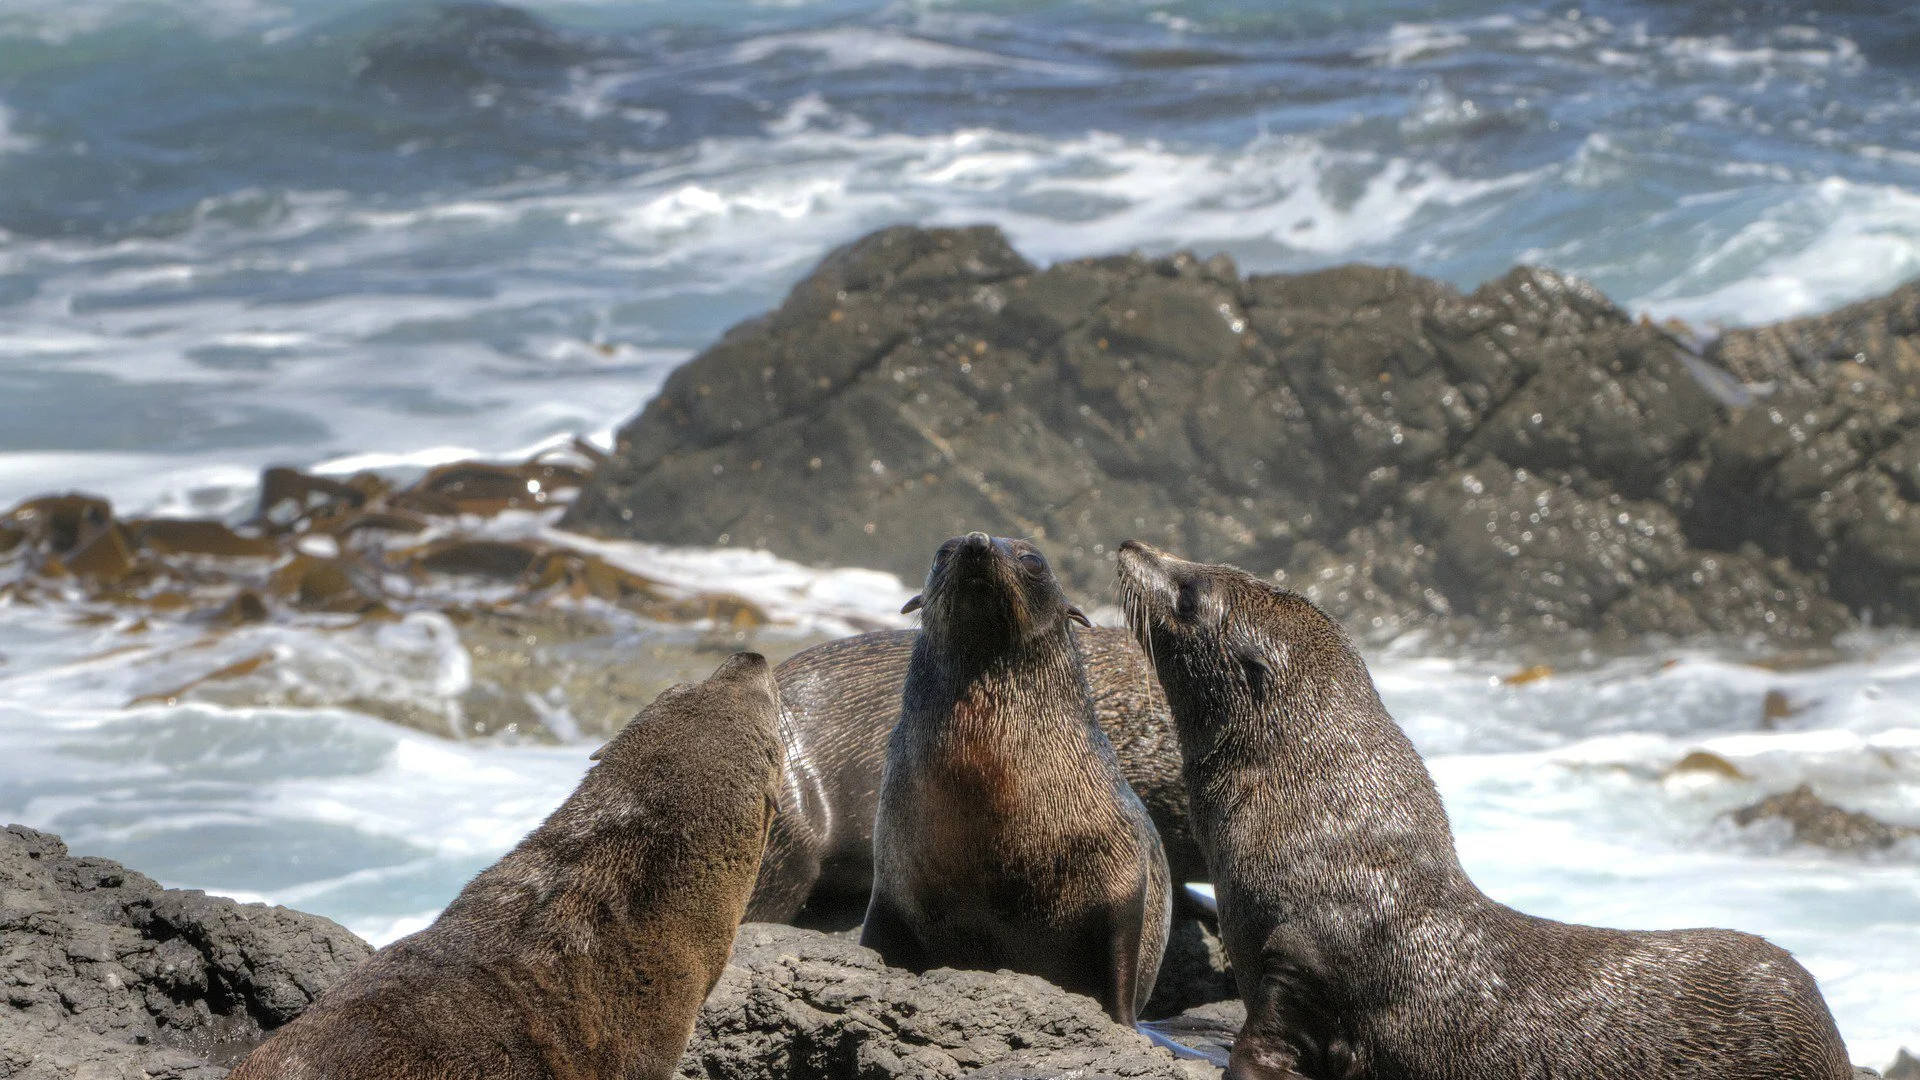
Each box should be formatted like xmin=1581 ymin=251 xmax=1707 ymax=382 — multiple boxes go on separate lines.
xmin=1729 ymin=785 xmax=1919 ymax=853
xmin=678 ymin=923 xmax=1218 ymax=1080
xmin=0 ymin=825 xmax=372 ymax=1079
xmin=566 ymin=225 xmax=1904 ymax=643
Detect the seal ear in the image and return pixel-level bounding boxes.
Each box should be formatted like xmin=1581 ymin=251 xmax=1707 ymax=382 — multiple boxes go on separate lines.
xmin=588 ymin=744 xmax=607 ymax=762
xmin=901 ymin=594 xmax=924 ymax=615
xmin=1235 ymin=646 xmax=1272 ymax=696
xmin=1066 ymin=604 xmax=1093 ymax=628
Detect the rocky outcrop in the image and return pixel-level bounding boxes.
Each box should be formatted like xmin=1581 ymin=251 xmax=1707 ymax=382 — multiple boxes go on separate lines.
xmin=4 ymin=829 xmax=1891 ymax=1078
xmin=565 ymin=226 xmax=1920 ymax=643
xmin=1 ymin=826 xmax=1224 ymax=1080
xmin=0 ymin=825 xmax=372 ymax=1079
xmin=0 ymin=452 xmax=818 ymax=743
xmin=679 ymin=923 xmax=1217 ymax=1080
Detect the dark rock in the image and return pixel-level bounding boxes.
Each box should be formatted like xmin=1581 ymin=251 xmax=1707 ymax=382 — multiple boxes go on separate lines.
xmin=255 ymin=467 xmax=367 ymax=533
xmin=678 ymin=923 xmax=1217 ymax=1080
xmin=1142 ymin=917 xmax=1234 ymax=1021
xmin=1708 ymin=279 xmax=1920 ymax=390
xmin=0 ymin=824 xmax=371 ymax=1079
xmin=267 ymin=554 xmax=379 ymax=613
xmin=4 ymin=494 xmax=114 ymax=554
xmin=414 ymin=538 xmax=542 ymax=579
xmin=130 ymin=520 xmax=280 ymax=559
xmin=1729 ymin=785 xmax=1919 ymax=852
xmin=567 ymin=224 xmax=1919 ymax=643
xmin=1886 ymin=1048 xmax=1919 ymax=1078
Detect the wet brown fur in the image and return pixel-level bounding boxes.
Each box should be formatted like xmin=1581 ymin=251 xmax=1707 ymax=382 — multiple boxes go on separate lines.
xmin=749 ymin=624 xmax=1197 ymax=927
xmin=227 ymin=653 xmax=786 ymax=1080
xmin=1115 ymin=540 xmax=1855 ymax=1080
xmin=861 ymin=533 xmax=1172 ymax=1025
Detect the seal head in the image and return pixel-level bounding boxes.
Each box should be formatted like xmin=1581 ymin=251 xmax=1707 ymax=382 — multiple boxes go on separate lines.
xmin=902 ymin=531 xmax=1091 ymax=651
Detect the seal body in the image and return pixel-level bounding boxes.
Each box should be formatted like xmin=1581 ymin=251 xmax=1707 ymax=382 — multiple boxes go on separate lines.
xmin=750 ymin=623 xmax=1195 ymax=927
xmin=861 ymin=533 xmax=1172 ymax=1025
xmin=1115 ymin=540 xmax=1854 ymax=1080
xmin=228 ymin=653 xmax=786 ymax=1080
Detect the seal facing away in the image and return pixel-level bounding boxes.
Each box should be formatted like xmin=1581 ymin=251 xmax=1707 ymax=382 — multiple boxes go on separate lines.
xmin=1115 ymin=540 xmax=1854 ymax=1080
xmin=861 ymin=532 xmax=1171 ymax=1025
xmin=228 ymin=653 xmax=785 ymax=1080
xmin=750 ymin=623 xmax=1195 ymax=928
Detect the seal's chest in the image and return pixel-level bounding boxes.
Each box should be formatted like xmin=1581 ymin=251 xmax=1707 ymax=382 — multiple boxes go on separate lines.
xmin=920 ymin=747 xmax=1024 ymax=829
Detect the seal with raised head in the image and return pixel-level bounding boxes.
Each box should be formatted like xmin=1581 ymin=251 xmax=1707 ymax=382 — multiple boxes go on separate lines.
xmin=861 ymin=532 xmax=1171 ymax=1026
xmin=229 ymin=652 xmax=786 ymax=1080
xmin=751 ymin=623 xmax=1196 ymax=929
xmin=1115 ymin=539 xmax=1855 ymax=1080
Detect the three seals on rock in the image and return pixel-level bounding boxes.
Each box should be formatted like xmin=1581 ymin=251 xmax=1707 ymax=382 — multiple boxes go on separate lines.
xmin=1115 ymin=540 xmax=1855 ymax=1079
xmin=751 ymin=623 xmax=1196 ymax=928
xmin=229 ymin=653 xmax=785 ymax=1080
xmin=860 ymin=532 xmax=1172 ymax=1025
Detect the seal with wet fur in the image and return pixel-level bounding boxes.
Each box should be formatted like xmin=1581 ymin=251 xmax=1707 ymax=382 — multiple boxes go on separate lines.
xmin=1116 ymin=540 xmax=1854 ymax=1080
xmin=750 ymin=624 xmax=1196 ymax=928
xmin=862 ymin=532 xmax=1172 ymax=1025
xmin=228 ymin=653 xmax=785 ymax=1080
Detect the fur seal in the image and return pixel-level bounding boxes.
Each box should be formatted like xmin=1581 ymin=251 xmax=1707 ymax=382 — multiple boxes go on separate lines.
xmin=229 ymin=653 xmax=785 ymax=1080
xmin=750 ymin=625 xmax=1195 ymax=927
xmin=860 ymin=532 xmax=1171 ymax=1025
xmin=1115 ymin=539 xmax=1854 ymax=1080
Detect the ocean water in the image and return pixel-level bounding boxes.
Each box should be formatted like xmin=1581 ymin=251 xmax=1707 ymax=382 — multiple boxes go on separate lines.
xmin=0 ymin=0 xmax=1917 ymax=1066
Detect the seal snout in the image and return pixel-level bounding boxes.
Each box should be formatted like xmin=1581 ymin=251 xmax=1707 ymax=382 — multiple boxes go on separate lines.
xmin=1116 ymin=540 xmax=1174 ymax=603
xmin=712 ymin=651 xmax=779 ymax=700
xmin=713 ymin=651 xmax=769 ymax=678
xmin=940 ymin=531 xmax=1012 ymax=585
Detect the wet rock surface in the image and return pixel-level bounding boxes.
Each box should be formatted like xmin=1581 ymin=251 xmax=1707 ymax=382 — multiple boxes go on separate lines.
xmin=1729 ymin=784 xmax=1920 ymax=853
xmin=0 ymin=444 xmax=832 ymax=744
xmin=0 ymin=825 xmax=371 ymax=1080
xmin=1142 ymin=916 xmax=1234 ymax=1021
xmin=678 ymin=923 xmax=1218 ymax=1080
xmin=565 ymin=225 xmax=1920 ymax=643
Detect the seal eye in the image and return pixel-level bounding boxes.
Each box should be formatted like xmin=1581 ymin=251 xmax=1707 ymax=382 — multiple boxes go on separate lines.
xmin=1018 ymin=551 xmax=1047 ymax=575
xmin=934 ymin=544 xmax=955 ymax=566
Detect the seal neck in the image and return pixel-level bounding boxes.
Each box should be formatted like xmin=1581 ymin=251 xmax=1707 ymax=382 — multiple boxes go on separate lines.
xmin=904 ymin=623 xmax=1091 ymax=740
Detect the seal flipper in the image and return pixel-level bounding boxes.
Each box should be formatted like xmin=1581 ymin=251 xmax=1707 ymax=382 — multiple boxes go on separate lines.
xmin=858 ymin=895 xmax=929 ymax=973
xmin=1226 ymin=1033 xmax=1316 ymax=1080
xmin=1232 ymin=924 xmax=1361 ymax=1080
xmin=1105 ymin=889 xmax=1146 ymax=1027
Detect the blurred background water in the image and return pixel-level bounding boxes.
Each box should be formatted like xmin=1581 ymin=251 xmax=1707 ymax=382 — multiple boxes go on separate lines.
xmin=0 ymin=0 xmax=1916 ymax=1065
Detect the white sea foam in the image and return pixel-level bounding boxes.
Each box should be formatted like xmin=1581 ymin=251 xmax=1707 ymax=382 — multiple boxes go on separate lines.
xmin=0 ymin=0 xmax=301 ymax=43
xmin=1633 ymin=178 xmax=1920 ymax=326
xmin=728 ymin=28 xmax=1078 ymax=75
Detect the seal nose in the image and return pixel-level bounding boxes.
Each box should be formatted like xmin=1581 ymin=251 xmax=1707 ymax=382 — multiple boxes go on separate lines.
xmin=1115 ymin=540 xmax=1172 ymax=596
xmin=963 ymin=531 xmax=992 ymax=553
